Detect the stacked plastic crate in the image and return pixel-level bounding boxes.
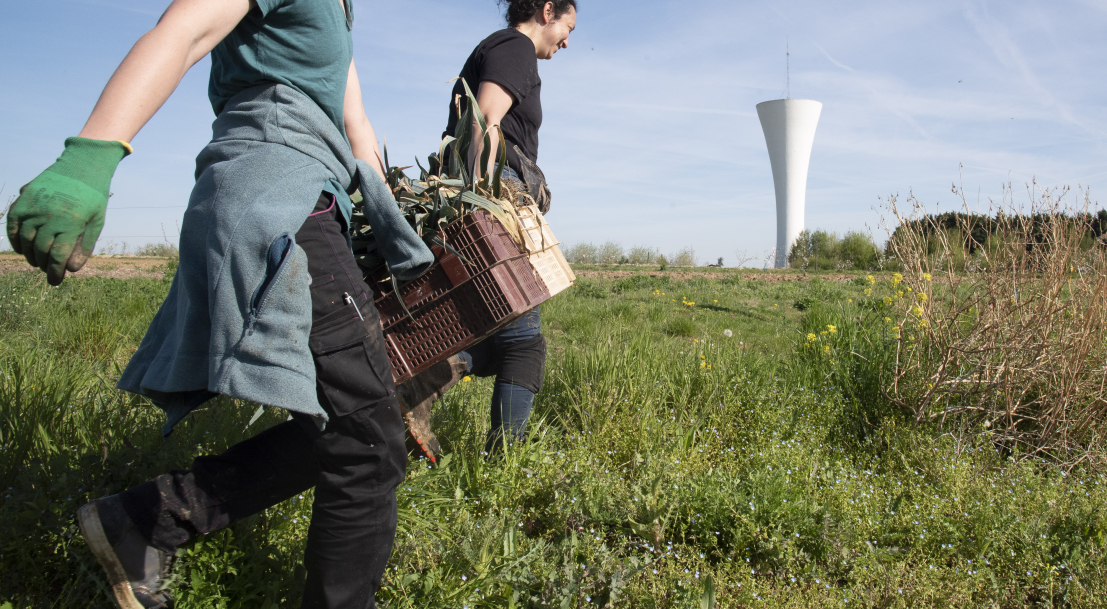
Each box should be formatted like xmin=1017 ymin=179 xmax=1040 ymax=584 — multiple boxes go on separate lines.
xmin=365 ymin=204 xmax=573 ymax=384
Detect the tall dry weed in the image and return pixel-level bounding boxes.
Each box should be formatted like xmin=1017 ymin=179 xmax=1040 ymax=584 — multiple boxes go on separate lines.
xmin=882 ymin=182 xmax=1107 ymax=466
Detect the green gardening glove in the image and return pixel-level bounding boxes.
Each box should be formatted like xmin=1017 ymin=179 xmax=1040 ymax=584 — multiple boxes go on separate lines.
xmin=6 ymin=137 xmax=131 ymax=285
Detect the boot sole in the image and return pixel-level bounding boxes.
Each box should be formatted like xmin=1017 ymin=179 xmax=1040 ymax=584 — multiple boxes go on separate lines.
xmin=404 ymin=423 xmax=440 ymax=464
xmin=77 ymin=502 xmax=145 ymax=609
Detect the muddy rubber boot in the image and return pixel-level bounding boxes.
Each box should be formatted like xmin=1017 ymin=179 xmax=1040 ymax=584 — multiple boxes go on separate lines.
xmin=396 ymin=355 xmax=467 ymax=463
xmin=77 ymin=495 xmax=175 ymax=609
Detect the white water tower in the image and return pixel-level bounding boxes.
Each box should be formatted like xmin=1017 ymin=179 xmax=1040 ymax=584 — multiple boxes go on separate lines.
xmin=757 ymin=98 xmax=822 ymax=268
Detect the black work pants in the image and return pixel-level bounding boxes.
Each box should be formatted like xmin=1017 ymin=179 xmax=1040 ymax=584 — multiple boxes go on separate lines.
xmin=119 ymin=193 xmax=407 ymax=609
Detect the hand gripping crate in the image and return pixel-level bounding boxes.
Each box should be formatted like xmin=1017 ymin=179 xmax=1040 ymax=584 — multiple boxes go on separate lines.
xmin=369 ymin=208 xmax=571 ymax=384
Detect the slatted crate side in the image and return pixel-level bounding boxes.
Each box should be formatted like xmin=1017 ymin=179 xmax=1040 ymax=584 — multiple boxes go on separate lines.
xmin=369 ymin=209 xmax=554 ymax=384
xmin=371 ymin=217 xmax=510 ymax=323
xmin=382 ymin=256 xmax=550 ymax=384
xmin=382 ymin=280 xmax=498 ymax=380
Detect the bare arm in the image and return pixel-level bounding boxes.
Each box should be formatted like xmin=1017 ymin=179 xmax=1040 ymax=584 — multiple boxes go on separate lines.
xmin=343 ymin=60 xmax=387 ymax=181
xmin=468 ymin=81 xmax=515 ymax=180
xmin=78 ymin=0 xmax=254 ymax=142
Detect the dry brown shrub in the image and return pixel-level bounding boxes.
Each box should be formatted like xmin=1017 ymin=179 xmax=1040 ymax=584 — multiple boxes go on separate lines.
xmin=882 ymin=182 xmax=1107 ymax=467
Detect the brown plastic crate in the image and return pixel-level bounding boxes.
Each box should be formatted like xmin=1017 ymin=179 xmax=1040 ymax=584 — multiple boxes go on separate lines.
xmin=367 ymin=210 xmax=552 ymax=384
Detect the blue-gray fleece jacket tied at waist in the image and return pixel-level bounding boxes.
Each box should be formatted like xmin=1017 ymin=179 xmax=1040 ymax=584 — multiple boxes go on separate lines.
xmin=117 ymin=83 xmax=433 ymax=434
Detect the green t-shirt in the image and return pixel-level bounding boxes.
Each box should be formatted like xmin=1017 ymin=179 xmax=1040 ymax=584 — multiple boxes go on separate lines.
xmin=209 ymin=0 xmax=354 ymax=137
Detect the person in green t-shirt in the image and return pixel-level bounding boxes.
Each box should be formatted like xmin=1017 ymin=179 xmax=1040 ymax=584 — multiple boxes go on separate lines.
xmin=6 ymin=1 xmax=420 ymax=608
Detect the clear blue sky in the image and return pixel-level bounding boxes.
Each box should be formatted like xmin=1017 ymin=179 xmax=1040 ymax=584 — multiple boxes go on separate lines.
xmin=2 ymin=0 xmax=1105 ymax=264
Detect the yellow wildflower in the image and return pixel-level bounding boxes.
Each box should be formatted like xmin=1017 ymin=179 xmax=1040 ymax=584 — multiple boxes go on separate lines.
xmin=883 ymin=296 xmax=894 ymax=307
xmin=917 ymin=293 xmax=928 ymax=302
xmin=912 ymin=306 xmax=924 ymax=317
xmin=884 ymin=317 xmax=891 ymax=323
xmin=701 ymin=361 xmax=706 ymax=368
xmin=922 ymin=273 xmax=932 ymax=282
xmin=807 ymin=333 xmax=817 ymax=342
xmin=823 ymin=346 xmax=831 ymax=354
xmin=463 ymin=376 xmax=472 ymax=382
xmin=827 ymin=325 xmax=837 ymax=334
xmin=866 ymin=275 xmax=875 ymax=285
xmin=892 ymin=273 xmax=903 ymax=286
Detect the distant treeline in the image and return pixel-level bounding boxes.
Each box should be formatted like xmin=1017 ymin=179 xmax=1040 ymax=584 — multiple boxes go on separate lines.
xmin=790 ymin=210 xmax=1107 ymax=272
xmin=562 ymin=243 xmax=707 ymax=268
xmin=887 ymin=210 xmax=1107 ymax=257
xmin=563 ymin=210 xmax=1107 ymax=272
xmin=788 ymin=230 xmax=882 ymax=271
xmin=95 ymin=241 xmax=180 ymax=258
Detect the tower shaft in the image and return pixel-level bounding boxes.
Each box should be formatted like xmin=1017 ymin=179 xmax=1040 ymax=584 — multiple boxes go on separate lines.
xmin=756 ymin=99 xmax=822 ymax=268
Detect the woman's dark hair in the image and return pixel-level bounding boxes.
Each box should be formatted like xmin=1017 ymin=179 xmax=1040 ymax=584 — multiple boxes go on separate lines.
xmin=499 ymin=0 xmax=576 ymax=27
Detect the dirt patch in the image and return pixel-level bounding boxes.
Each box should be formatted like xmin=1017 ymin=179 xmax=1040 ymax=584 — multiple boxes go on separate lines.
xmin=0 ymin=255 xmax=867 ymax=284
xmin=0 ymin=253 xmax=168 ymax=280
xmin=573 ymin=269 xmax=861 ymax=284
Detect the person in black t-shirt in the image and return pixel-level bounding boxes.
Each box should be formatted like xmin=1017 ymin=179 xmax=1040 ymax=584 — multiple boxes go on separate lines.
xmin=443 ymin=0 xmax=575 ymax=206
xmin=448 ymin=0 xmax=576 ymax=453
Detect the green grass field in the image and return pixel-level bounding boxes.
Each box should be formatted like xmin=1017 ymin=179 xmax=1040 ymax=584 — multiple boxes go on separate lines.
xmin=1 ymin=265 xmax=1104 ymax=608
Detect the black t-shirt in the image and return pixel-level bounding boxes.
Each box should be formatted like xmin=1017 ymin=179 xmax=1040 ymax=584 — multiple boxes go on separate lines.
xmin=443 ymin=28 xmax=542 ymax=175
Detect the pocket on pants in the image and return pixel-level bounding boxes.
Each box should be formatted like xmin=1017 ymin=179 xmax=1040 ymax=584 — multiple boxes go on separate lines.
xmin=308 ymin=272 xmax=346 ymax=320
xmin=310 ymin=312 xmax=394 ymax=417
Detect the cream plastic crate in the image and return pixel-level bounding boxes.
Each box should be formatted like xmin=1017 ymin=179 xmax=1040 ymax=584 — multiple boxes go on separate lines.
xmin=513 ymin=204 xmax=575 ymax=296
